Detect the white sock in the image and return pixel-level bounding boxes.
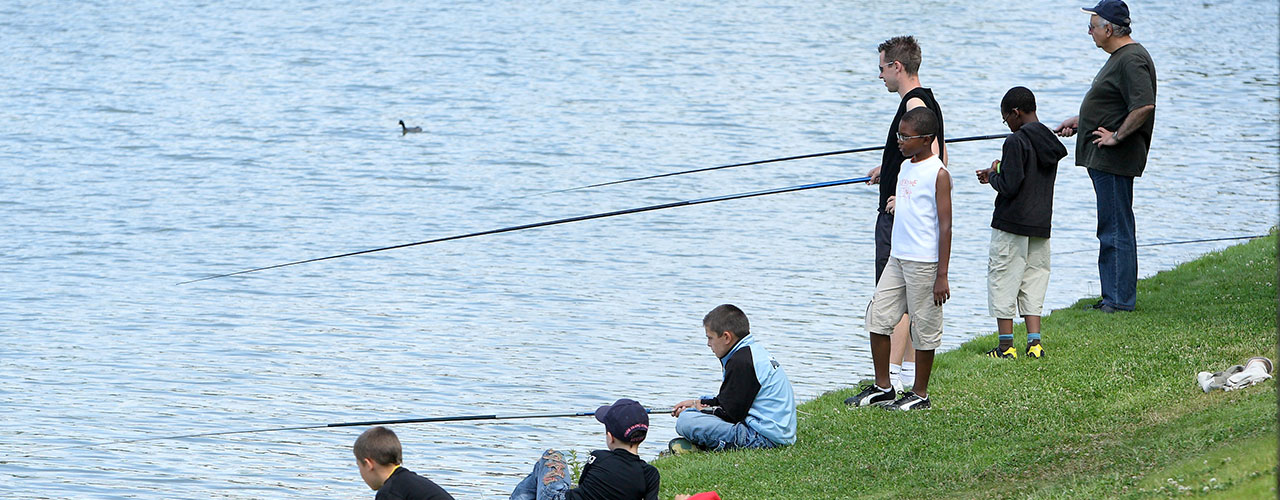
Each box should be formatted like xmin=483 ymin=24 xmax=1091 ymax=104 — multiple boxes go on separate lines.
xmin=901 ymin=362 xmax=916 ymax=388
xmin=888 ymin=363 xmax=904 ymax=392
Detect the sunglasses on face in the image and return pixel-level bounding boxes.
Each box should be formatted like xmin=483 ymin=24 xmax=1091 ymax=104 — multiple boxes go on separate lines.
xmin=896 ymin=132 xmax=933 ymax=141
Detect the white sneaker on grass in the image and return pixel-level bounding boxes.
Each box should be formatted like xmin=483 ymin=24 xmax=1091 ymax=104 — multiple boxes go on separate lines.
xmin=844 ymin=384 xmax=895 ymax=407
xmin=886 ymin=392 xmax=930 ymax=411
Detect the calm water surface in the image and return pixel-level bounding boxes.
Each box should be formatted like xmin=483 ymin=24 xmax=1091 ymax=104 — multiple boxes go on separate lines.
xmin=2 ymin=1 xmax=1277 ymax=498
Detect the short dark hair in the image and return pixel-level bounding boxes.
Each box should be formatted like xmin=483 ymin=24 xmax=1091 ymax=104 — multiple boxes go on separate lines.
xmin=878 ymin=36 xmax=922 ymax=75
xmin=1000 ymin=86 xmax=1037 ymax=114
xmin=703 ymin=304 xmax=750 ymax=339
xmin=354 ymin=426 xmax=402 ymax=466
xmin=901 ymin=107 xmax=938 ymax=138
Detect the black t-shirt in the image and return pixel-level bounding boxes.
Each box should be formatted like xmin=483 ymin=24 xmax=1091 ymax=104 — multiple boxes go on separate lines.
xmin=1076 ymin=42 xmax=1157 ymax=177
xmin=566 ymin=448 xmax=660 ymax=500
xmin=879 ymin=87 xmax=945 ymax=213
xmin=376 ymin=467 xmax=455 ymax=500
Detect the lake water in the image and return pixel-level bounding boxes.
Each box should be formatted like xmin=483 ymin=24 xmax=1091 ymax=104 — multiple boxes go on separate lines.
xmin=2 ymin=1 xmax=1277 ymax=498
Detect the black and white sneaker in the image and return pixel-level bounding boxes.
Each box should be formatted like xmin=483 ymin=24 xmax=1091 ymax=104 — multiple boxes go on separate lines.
xmin=844 ymin=384 xmax=896 ymax=407
xmin=886 ymin=392 xmax=930 ymax=411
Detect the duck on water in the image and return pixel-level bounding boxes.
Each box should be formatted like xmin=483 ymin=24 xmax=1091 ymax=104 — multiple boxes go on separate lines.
xmin=399 ymin=120 xmax=422 ymax=135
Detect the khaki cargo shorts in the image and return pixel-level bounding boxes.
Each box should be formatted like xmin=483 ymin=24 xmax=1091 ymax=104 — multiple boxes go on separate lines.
xmin=865 ymin=257 xmax=942 ymax=350
xmin=987 ymin=228 xmax=1050 ymax=319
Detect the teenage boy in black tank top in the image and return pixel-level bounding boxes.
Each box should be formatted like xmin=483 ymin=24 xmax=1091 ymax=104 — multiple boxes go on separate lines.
xmin=861 ymin=35 xmax=946 ymax=396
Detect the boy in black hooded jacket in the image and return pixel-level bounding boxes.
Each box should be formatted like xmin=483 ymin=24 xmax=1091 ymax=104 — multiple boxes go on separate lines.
xmin=976 ymin=86 xmax=1068 ymax=359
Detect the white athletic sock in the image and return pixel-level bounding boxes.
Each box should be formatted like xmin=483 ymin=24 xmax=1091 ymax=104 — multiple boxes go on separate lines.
xmin=888 ymin=363 xmax=904 ymax=392
xmin=901 ymin=361 xmax=916 ymax=388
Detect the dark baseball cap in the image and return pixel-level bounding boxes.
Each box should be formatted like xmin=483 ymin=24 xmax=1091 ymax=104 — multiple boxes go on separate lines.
xmin=594 ymin=398 xmax=649 ymax=443
xmin=1082 ymin=0 xmax=1131 ymax=27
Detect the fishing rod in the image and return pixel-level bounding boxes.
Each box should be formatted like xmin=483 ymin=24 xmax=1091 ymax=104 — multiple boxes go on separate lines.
xmin=512 ymin=133 xmax=1011 ymax=199
xmin=1054 ymin=234 xmax=1270 ymax=256
xmin=179 ymin=175 xmax=873 ymax=284
xmin=59 ymin=407 xmax=677 ymax=450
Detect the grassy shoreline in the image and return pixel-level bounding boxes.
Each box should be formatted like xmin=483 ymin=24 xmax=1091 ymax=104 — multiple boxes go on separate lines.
xmin=655 ymin=234 xmax=1278 ymax=499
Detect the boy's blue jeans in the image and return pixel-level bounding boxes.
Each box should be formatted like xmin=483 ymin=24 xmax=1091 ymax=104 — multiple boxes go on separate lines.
xmin=675 ymin=410 xmax=777 ymax=451
xmin=1088 ymin=168 xmax=1137 ymax=311
xmin=510 ymin=449 xmax=572 ymax=500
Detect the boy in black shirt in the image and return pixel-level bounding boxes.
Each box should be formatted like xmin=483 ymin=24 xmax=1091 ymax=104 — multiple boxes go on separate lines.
xmin=976 ymin=86 xmax=1067 ymax=359
xmin=510 ymin=398 xmax=660 ymax=500
xmin=354 ymin=426 xmax=456 ymax=500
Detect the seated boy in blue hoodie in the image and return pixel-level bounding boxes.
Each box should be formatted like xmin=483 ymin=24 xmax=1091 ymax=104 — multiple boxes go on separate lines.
xmin=670 ymin=304 xmax=797 ymax=451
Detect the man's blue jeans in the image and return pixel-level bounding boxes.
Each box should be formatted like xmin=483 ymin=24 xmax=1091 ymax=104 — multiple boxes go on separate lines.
xmin=1088 ymin=168 xmax=1137 ymax=311
xmin=675 ymin=410 xmax=777 ymax=451
xmin=510 ymin=449 xmax=572 ymax=500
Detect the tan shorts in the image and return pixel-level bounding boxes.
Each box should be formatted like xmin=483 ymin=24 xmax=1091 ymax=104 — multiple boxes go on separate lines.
xmin=987 ymin=228 xmax=1051 ymax=319
xmin=865 ymin=257 xmax=943 ymax=350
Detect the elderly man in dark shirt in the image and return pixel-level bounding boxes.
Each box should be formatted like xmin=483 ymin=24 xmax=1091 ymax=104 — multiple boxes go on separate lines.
xmin=1055 ymin=0 xmax=1157 ymax=313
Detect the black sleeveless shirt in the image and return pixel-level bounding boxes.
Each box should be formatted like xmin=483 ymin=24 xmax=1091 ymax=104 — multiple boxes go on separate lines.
xmin=878 ymin=87 xmax=945 ymax=213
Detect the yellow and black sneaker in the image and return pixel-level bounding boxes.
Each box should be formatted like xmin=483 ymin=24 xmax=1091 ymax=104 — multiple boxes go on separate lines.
xmin=985 ymin=346 xmax=1017 ymax=359
xmin=1026 ymin=343 xmax=1045 ymax=359
xmin=666 ymin=437 xmax=702 ymax=455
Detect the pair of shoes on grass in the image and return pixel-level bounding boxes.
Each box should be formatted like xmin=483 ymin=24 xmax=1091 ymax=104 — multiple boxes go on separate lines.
xmin=1085 ymin=300 xmax=1129 ymax=313
xmin=985 ymin=344 xmax=1045 ymax=359
xmin=843 ymin=384 xmax=930 ymax=410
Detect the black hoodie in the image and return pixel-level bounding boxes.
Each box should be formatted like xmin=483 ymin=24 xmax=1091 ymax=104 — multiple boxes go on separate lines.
xmin=987 ymin=121 xmax=1068 ymax=238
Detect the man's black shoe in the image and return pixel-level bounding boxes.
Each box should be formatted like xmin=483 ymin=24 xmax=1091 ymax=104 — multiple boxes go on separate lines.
xmin=844 ymin=384 xmax=895 ymax=407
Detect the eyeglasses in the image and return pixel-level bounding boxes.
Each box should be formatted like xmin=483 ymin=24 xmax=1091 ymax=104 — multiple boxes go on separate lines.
xmin=1087 ymin=21 xmax=1107 ymax=32
xmin=879 ymin=61 xmax=896 ymax=72
xmin=896 ymin=132 xmax=933 ymax=141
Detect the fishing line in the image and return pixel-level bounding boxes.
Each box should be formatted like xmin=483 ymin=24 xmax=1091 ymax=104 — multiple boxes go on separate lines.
xmin=180 ymin=175 xmax=873 ymax=284
xmin=512 ymin=133 xmax=1011 ymax=199
xmin=1053 ymin=234 xmax=1270 ymax=256
xmin=53 ymin=407 xmax=677 ymax=451
xmin=1197 ymin=173 xmax=1280 ymax=186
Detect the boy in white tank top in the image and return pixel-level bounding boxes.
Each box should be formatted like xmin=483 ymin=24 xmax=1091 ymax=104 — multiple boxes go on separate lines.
xmin=846 ymin=107 xmax=952 ymax=411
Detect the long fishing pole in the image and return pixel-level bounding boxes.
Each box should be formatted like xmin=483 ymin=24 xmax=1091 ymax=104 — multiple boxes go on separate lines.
xmin=59 ymin=407 xmax=677 ymax=451
xmin=1054 ymin=234 xmax=1270 ymax=256
xmin=512 ymin=133 xmax=1011 ymax=199
xmin=179 ymin=175 xmax=873 ymax=284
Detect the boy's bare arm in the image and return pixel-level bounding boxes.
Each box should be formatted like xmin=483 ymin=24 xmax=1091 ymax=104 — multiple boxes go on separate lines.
xmin=933 ymin=169 xmax=952 ymax=305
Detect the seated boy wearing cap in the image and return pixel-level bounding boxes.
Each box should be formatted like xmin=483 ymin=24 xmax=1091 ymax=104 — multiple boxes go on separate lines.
xmin=354 ymin=426 xmax=456 ymax=500
xmin=670 ymin=304 xmax=797 ymax=451
xmin=510 ymin=398 xmax=660 ymax=500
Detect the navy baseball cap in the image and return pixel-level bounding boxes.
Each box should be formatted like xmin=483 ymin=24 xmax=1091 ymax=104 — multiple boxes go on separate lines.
xmin=1082 ymin=0 xmax=1131 ymax=27
xmin=594 ymin=398 xmax=649 ymax=443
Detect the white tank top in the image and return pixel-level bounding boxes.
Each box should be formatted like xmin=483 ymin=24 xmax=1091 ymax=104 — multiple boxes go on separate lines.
xmin=891 ymin=155 xmax=948 ymax=263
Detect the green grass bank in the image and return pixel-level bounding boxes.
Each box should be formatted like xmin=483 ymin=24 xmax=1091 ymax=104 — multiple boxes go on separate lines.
xmin=655 ymin=234 xmax=1278 ymax=499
